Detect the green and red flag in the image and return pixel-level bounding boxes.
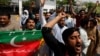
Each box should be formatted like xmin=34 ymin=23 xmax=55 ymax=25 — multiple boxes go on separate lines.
xmin=0 ymin=30 xmax=42 ymax=56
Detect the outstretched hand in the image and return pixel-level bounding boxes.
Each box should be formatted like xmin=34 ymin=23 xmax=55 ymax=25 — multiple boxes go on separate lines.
xmin=88 ymin=36 xmax=95 ymax=41
xmin=57 ymin=12 xmax=66 ymax=18
xmin=96 ymin=1 xmax=99 ymax=6
xmin=40 ymin=0 xmax=46 ymax=7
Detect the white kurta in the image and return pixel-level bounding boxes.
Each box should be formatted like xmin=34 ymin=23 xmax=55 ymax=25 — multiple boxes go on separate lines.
xmin=79 ymin=27 xmax=91 ymax=55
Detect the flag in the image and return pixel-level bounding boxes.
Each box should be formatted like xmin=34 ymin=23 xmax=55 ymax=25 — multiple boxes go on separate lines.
xmin=0 ymin=30 xmax=42 ymax=56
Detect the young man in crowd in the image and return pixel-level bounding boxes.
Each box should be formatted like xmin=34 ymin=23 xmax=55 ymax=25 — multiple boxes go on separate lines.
xmin=0 ymin=13 xmax=21 ymax=31
xmin=42 ymin=12 xmax=82 ymax=56
xmin=69 ymin=0 xmax=99 ymax=27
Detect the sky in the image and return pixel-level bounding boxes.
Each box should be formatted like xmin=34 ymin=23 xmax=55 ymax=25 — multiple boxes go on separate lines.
xmin=11 ymin=0 xmax=100 ymax=3
xmin=11 ymin=0 xmax=100 ymax=4
xmin=11 ymin=0 xmax=28 ymax=2
xmin=80 ymin=0 xmax=100 ymax=3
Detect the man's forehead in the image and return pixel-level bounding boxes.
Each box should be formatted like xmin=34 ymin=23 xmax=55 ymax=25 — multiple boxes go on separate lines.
xmin=0 ymin=15 xmax=9 ymax=20
xmin=71 ymin=31 xmax=80 ymax=36
xmin=0 ymin=15 xmax=8 ymax=17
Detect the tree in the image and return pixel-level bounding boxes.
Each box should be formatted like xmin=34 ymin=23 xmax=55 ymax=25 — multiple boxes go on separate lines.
xmin=84 ymin=2 xmax=96 ymax=12
xmin=0 ymin=0 xmax=11 ymax=6
xmin=83 ymin=2 xmax=100 ymax=13
xmin=56 ymin=0 xmax=75 ymax=6
xmin=56 ymin=0 xmax=68 ymax=6
xmin=23 ymin=0 xmax=36 ymax=7
xmin=23 ymin=1 xmax=30 ymax=6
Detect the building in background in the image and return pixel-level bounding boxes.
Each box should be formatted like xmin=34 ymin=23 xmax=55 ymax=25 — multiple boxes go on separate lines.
xmin=43 ymin=0 xmax=56 ymax=12
xmin=0 ymin=0 xmax=56 ymax=14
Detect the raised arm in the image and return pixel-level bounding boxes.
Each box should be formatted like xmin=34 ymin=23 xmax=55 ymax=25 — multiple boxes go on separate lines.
xmin=69 ymin=0 xmax=77 ymax=16
xmin=40 ymin=0 xmax=46 ymax=7
xmin=87 ymin=1 xmax=99 ymax=18
xmin=44 ymin=12 xmax=66 ymax=28
xmin=42 ymin=12 xmax=66 ymax=51
xmin=39 ymin=0 xmax=46 ymax=27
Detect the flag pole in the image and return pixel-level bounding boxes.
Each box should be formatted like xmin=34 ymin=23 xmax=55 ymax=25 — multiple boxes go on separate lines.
xmin=18 ymin=0 xmax=22 ymax=17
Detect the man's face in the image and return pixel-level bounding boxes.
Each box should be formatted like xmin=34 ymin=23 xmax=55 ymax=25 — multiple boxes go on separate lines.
xmin=88 ymin=21 xmax=95 ymax=29
xmin=58 ymin=18 xmax=65 ymax=27
xmin=67 ymin=31 xmax=82 ymax=54
xmin=80 ymin=11 xmax=85 ymax=15
xmin=35 ymin=14 xmax=39 ymax=20
xmin=0 ymin=15 xmax=10 ymax=27
xmin=45 ymin=13 xmax=51 ymax=19
xmin=26 ymin=19 xmax=35 ymax=30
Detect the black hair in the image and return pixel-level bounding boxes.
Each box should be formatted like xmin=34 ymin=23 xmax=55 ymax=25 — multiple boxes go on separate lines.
xmin=0 ymin=13 xmax=11 ymax=19
xmin=23 ymin=18 xmax=35 ymax=30
xmin=89 ymin=19 xmax=97 ymax=26
xmin=56 ymin=6 xmax=65 ymax=10
xmin=25 ymin=18 xmax=35 ymax=25
xmin=95 ymin=14 xmax=100 ymax=17
xmin=56 ymin=6 xmax=65 ymax=13
xmin=62 ymin=27 xmax=80 ymax=43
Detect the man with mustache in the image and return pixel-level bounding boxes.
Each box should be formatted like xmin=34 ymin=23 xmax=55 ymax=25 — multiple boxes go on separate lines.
xmin=24 ymin=18 xmax=36 ymax=30
xmin=42 ymin=12 xmax=82 ymax=56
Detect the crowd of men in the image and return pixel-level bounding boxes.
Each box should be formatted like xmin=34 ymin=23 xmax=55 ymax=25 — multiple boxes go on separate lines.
xmin=0 ymin=0 xmax=100 ymax=56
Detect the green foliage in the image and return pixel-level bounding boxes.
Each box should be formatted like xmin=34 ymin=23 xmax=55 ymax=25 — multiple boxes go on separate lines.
xmin=84 ymin=2 xmax=100 ymax=13
xmin=84 ymin=2 xmax=95 ymax=9
xmin=95 ymin=6 xmax=100 ymax=14
xmin=23 ymin=1 xmax=30 ymax=6
xmin=56 ymin=0 xmax=75 ymax=6
xmin=56 ymin=0 xmax=68 ymax=5
xmin=88 ymin=2 xmax=95 ymax=9
xmin=23 ymin=0 xmax=35 ymax=6
xmin=0 ymin=0 xmax=11 ymax=6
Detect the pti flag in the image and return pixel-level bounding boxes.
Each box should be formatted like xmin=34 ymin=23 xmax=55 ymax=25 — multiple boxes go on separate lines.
xmin=0 ymin=30 xmax=42 ymax=56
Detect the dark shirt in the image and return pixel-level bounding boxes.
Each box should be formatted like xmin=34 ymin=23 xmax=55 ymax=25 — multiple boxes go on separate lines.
xmin=42 ymin=27 xmax=68 ymax=56
xmin=75 ymin=15 xmax=87 ymax=27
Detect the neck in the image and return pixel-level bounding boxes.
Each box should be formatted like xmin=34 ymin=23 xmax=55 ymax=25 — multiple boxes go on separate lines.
xmin=76 ymin=54 xmax=80 ymax=56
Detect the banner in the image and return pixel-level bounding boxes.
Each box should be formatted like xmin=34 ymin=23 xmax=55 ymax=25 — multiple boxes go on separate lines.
xmin=0 ymin=30 xmax=42 ymax=56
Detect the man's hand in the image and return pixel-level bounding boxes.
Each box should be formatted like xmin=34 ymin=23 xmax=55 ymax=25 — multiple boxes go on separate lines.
xmin=30 ymin=1 xmax=35 ymax=8
xmin=40 ymin=0 xmax=45 ymax=7
xmin=69 ymin=0 xmax=75 ymax=4
xmin=96 ymin=1 xmax=99 ymax=6
xmin=57 ymin=12 xmax=66 ymax=18
xmin=88 ymin=36 xmax=95 ymax=41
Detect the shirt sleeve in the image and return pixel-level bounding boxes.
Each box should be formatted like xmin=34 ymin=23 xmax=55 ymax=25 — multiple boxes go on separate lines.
xmin=39 ymin=7 xmax=47 ymax=28
xmin=42 ymin=27 xmax=64 ymax=51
